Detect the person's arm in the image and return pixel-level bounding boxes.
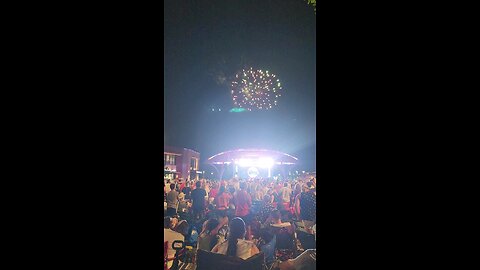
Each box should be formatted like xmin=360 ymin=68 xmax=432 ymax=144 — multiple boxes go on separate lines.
xmin=211 ymin=242 xmax=220 ymax=253
xmin=210 ymin=216 xmax=228 ymax=236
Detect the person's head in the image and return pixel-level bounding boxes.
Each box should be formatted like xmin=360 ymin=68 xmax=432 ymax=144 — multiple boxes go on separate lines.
xmin=239 ymin=182 xmax=247 ymax=190
xmin=263 ymin=194 xmax=272 ymax=203
xmin=170 ymin=183 xmax=175 ymax=191
xmin=294 ymin=183 xmax=302 ymax=194
xmin=165 ymin=216 xmax=178 ymax=229
xmin=284 ymin=182 xmax=288 ymax=187
xmin=174 ymin=220 xmax=189 ymax=236
xmin=306 ymin=181 xmax=313 ymax=190
xmin=259 ymin=228 xmax=274 ymax=244
xmin=219 ymin=185 xmax=225 ymax=194
xmin=205 ymin=218 xmax=220 ymax=233
xmin=164 ymin=217 xmax=173 ymax=229
xmin=227 ymin=217 xmax=246 ymax=257
xmin=270 ymin=210 xmax=281 ymax=222
xmin=196 ymin=181 xmax=201 ymax=188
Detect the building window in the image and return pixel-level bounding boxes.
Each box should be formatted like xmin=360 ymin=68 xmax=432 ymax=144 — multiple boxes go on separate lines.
xmin=190 ymin=158 xmax=198 ymax=170
xmin=164 ymin=154 xmax=176 ymax=166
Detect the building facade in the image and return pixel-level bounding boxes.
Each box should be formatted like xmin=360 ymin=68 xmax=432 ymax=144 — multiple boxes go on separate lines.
xmin=164 ymin=145 xmax=201 ymax=181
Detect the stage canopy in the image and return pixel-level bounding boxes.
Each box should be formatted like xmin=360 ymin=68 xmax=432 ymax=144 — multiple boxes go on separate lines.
xmin=206 ymin=148 xmax=298 ymax=165
xmin=206 ymin=149 xmax=298 ymax=178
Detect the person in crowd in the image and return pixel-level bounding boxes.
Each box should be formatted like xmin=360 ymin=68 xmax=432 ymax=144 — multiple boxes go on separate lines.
xmin=234 ymin=182 xmax=252 ymax=218
xmin=215 ymin=185 xmax=232 ymax=210
xmin=177 ymin=192 xmax=188 ymax=214
xmin=275 ymin=180 xmax=283 ymax=192
xmin=191 ymin=181 xmax=207 ymax=220
xmin=280 ymin=182 xmax=293 ymax=209
xmin=269 ymin=187 xmax=279 ymax=209
xmin=258 ymin=194 xmax=277 ymax=224
xmin=179 ymin=178 xmax=186 ymax=192
xmin=228 ymin=184 xmax=236 ymax=195
xmin=173 ymin=219 xmax=189 ymax=238
xmin=265 ymin=209 xmax=282 ymax=225
xmin=205 ymin=203 xmax=216 ymax=220
xmin=265 ymin=209 xmax=290 ymax=227
xmin=165 ymin=179 xmax=171 ymax=194
xmin=292 ymin=183 xmax=302 ymax=208
xmin=197 ymin=218 xmax=220 ymax=251
xmin=211 ymin=217 xmax=260 ymax=259
xmin=164 ymin=217 xmax=184 ymax=269
xmin=204 ymin=180 xmax=210 ymax=197
xmin=166 ymin=183 xmax=179 ymax=217
xmin=233 ymin=182 xmax=252 ymax=238
xmin=295 ymin=182 xmax=316 ymax=229
xmin=209 ymin=182 xmax=218 ymax=202
xmin=294 ymin=185 xmax=305 ymax=220
xmin=253 ymin=185 xmax=265 ymax=202
xmin=182 ymin=181 xmax=192 ymax=200
xmin=246 ymin=182 xmax=255 ymax=198
xmin=257 ymin=228 xmax=276 ymax=267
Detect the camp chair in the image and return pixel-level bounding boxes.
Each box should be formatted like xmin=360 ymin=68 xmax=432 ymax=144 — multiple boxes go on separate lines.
xmin=164 ymin=240 xmax=186 ymax=270
xmin=196 ymin=249 xmax=265 ymax=270
xmin=269 ymin=224 xmax=296 ymax=261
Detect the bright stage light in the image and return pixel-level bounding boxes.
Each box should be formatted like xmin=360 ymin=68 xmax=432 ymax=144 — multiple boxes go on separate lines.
xmin=235 ymin=157 xmax=275 ymax=168
xmin=258 ymin=157 xmax=274 ymax=168
xmin=235 ymin=158 xmax=253 ymax=167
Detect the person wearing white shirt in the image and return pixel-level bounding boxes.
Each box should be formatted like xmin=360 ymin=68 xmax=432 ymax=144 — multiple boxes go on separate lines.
xmin=212 ymin=217 xmax=259 ymax=260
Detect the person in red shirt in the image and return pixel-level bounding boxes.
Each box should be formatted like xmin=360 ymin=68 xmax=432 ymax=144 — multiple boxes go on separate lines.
xmin=179 ymin=178 xmax=186 ymax=192
xmin=233 ymin=182 xmax=253 ymax=239
xmin=215 ymin=186 xmax=232 ymax=210
xmin=234 ymin=182 xmax=252 ymax=217
xmin=209 ymin=182 xmax=218 ymax=200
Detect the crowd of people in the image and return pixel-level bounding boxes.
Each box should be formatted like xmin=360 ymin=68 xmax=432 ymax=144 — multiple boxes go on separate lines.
xmin=163 ymin=175 xmax=317 ymax=270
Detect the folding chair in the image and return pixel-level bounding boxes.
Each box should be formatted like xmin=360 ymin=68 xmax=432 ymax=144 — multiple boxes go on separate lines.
xmin=269 ymin=224 xmax=296 ymax=261
xmin=164 ymin=240 xmax=186 ymax=270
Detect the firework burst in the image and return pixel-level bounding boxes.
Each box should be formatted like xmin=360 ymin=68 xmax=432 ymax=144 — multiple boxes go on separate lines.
xmin=231 ymin=68 xmax=282 ymax=111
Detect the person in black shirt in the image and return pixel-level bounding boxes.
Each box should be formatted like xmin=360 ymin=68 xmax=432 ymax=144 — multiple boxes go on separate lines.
xmin=298 ymin=182 xmax=316 ymax=228
xmin=191 ymin=181 xmax=207 ymax=220
xmin=182 ymin=181 xmax=192 ymax=200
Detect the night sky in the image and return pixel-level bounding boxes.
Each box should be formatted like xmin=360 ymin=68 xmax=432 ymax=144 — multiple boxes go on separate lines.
xmin=164 ymin=0 xmax=316 ymax=171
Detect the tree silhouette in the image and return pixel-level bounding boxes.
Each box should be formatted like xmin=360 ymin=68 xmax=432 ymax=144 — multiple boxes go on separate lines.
xmin=306 ymin=0 xmax=316 ymax=14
